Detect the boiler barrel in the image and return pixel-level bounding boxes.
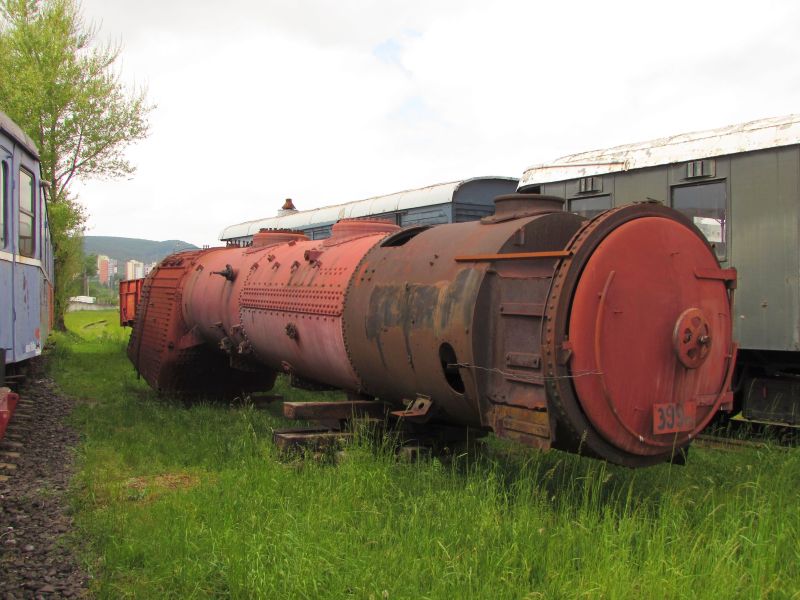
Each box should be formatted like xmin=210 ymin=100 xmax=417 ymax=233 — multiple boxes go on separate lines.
xmin=342 ymin=200 xmax=583 ymax=428
xmin=127 ymin=196 xmax=736 ymax=467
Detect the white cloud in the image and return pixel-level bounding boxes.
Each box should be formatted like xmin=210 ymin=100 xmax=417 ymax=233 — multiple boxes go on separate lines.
xmin=75 ymin=0 xmax=800 ymax=246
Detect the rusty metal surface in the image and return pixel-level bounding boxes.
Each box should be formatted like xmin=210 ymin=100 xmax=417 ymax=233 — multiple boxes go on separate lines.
xmin=0 ymin=388 xmax=19 ymax=441
xmin=390 ymin=396 xmax=434 ymax=421
xmin=127 ymin=252 xmax=199 ymax=390
xmin=454 ymin=251 xmax=571 ymax=262
xmin=543 ymin=204 xmax=737 ymax=466
xmin=251 ymin=230 xmax=308 ymax=248
xmin=118 ymin=278 xmax=144 ymax=327
xmin=342 ymin=197 xmax=582 ymax=435
xmin=127 ymin=250 xmax=276 ymax=396
xmin=127 ymin=194 xmax=737 ymax=466
xmin=672 ymin=308 xmax=713 ymax=369
xmin=129 ymin=221 xmax=399 ymax=396
xmin=235 ymin=220 xmax=398 ymax=390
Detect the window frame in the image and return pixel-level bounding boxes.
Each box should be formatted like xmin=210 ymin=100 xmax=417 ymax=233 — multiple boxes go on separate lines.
xmin=670 ymin=179 xmax=727 ymax=261
xmin=0 ymin=161 xmax=6 ymax=248
xmin=18 ymin=166 xmax=36 ymax=258
xmin=568 ymin=194 xmax=613 ymax=219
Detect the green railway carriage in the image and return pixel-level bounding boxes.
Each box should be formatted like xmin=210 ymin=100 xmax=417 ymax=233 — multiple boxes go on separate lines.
xmin=518 ymin=115 xmax=800 ymax=426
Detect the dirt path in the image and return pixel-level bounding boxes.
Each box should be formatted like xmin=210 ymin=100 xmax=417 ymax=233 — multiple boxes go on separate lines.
xmin=0 ymin=368 xmax=88 ymax=599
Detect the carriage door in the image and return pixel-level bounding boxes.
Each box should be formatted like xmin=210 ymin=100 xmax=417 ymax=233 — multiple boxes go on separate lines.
xmin=14 ymin=163 xmax=41 ymax=361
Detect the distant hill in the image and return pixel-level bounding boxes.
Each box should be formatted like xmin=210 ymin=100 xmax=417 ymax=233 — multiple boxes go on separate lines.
xmin=84 ymin=236 xmax=198 ymax=264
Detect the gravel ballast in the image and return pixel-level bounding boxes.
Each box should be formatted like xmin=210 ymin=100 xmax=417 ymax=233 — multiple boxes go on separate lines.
xmin=0 ymin=368 xmax=88 ymax=599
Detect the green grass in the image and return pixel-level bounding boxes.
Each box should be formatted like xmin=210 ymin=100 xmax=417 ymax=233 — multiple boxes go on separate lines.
xmin=51 ymin=310 xmax=800 ymax=599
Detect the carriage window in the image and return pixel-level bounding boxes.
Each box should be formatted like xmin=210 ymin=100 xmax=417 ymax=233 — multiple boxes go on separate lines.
xmin=19 ymin=168 xmax=35 ymax=257
xmin=1 ymin=162 xmax=6 ymax=247
xmin=672 ymin=181 xmax=726 ymax=260
xmin=569 ymin=195 xmax=611 ymax=219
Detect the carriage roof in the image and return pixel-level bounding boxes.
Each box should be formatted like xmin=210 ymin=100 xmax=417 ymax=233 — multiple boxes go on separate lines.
xmin=520 ymin=114 xmax=800 ymax=188
xmin=219 ymin=177 xmax=517 ymax=240
xmin=0 ymin=109 xmax=39 ymax=159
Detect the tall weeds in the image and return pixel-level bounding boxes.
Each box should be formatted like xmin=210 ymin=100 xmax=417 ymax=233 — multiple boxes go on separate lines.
xmin=52 ymin=311 xmax=800 ymax=599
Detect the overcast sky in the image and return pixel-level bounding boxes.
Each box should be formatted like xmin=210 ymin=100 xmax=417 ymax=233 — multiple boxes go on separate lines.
xmin=74 ymin=0 xmax=800 ymax=247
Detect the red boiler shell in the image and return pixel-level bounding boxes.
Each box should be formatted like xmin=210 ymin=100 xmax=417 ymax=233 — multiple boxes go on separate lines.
xmin=567 ymin=216 xmax=732 ymax=455
xmin=238 ymin=227 xmax=397 ymax=390
xmin=326 ymin=219 xmax=399 ymax=242
xmin=252 ymin=230 xmax=309 ymax=247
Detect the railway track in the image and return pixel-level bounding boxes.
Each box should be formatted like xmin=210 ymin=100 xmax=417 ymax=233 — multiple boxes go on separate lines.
xmin=693 ymin=434 xmax=778 ymax=452
xmin=0 ymin=371 xmax=88 ymax=597
xmin=694 ymin=418 xmax=798 ymax=452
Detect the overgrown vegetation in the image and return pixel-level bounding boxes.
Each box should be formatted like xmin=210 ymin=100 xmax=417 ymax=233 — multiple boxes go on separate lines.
xmin=0 ymin=0 xmax=151 ymax=327
xmin=51 ymin=311 xmax=800 ymax=599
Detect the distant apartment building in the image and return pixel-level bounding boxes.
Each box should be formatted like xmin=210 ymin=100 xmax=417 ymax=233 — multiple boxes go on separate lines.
xmin=124 ymin=260 xmax=145 ymax=280
xmin=108 ymin=258 xmax=119 ymax=281
xmin=97 ymin=255 xmax=110 ymax=285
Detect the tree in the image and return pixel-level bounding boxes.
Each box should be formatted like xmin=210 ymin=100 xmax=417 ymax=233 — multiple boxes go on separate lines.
xmin=0 ymin=0 xmax=151 ymax=328
xmin=69 ymin=252 xmax=97 ymax=296
xmin=83 ymin=252 xmax=97 ymax=278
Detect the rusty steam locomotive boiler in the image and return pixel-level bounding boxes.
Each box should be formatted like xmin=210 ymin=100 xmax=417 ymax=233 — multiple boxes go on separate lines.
xmin=126 ymin=195 xmax=737 ymax=466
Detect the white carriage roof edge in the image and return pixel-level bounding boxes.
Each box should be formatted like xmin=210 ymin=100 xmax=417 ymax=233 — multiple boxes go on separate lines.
xmin=219 ymin=176 xmax=518 ymax=240
xmin=0 ymin=109 xmax=39 ymax=159
xmin=519 ymin=114 xmax=800 ymax=187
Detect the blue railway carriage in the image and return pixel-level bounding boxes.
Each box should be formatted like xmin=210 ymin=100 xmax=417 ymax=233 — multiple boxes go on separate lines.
xmin=0 ymin=110 xmax=54 ymax=383
xmin=219 ymin=177 xmax=519 ymax=244
xmin=518 ymin=114 xmax=800 ymax=426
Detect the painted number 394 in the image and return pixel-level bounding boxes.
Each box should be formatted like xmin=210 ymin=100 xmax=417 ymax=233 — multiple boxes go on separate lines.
xmin=652 ymin=402 xmax=696 ymax=434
